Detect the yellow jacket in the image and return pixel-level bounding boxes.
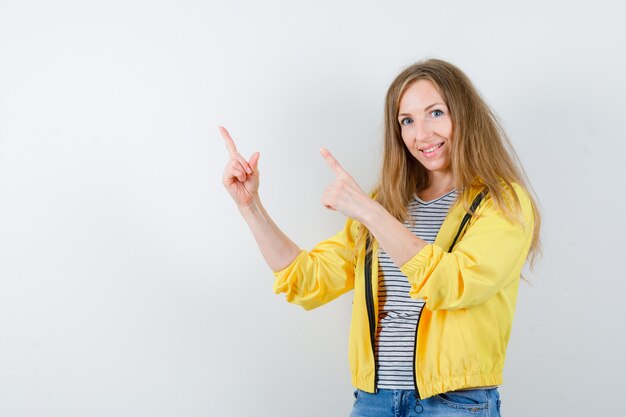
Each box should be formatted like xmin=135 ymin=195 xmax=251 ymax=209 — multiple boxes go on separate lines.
xmin=273 ymin=184 xmax=534 ymax=399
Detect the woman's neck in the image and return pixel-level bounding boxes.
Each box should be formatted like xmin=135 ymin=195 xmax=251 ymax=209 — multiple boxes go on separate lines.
xmin=418 ymin=171 xmax=456 ymax=201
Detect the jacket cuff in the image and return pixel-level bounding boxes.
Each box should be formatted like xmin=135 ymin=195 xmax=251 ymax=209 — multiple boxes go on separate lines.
xmin=399 ymin=243 xmax=434 ymax=280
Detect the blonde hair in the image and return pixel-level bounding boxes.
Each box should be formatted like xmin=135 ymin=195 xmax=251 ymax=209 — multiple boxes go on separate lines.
xmin=363 ymin=59 xmax=541 ymax=265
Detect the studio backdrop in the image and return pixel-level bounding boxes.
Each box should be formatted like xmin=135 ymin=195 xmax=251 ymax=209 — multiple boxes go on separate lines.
xmin=0 ymin=1 xmax=624 ymax=416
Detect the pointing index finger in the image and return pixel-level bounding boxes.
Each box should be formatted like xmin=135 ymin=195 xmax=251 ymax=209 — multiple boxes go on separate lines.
xmin=320 ymin=147 xmax=348 ymax=177
xmin=219 ymin=126 xmax=238 ymax=156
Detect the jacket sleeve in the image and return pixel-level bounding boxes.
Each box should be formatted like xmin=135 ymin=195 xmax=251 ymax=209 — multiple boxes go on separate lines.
xmin=273 ymin=218 xmax=358 ymax=310
xmin=400 ymin=185 xmax=535 ymax=311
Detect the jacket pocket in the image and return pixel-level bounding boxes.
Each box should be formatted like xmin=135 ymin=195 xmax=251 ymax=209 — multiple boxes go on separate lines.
xmin=454 ymin=308 xmax=480 ymax=367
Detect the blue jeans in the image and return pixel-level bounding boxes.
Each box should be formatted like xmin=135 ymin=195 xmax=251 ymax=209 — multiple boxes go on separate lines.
xmin=350 ymin=388 xmax=501 ymax=417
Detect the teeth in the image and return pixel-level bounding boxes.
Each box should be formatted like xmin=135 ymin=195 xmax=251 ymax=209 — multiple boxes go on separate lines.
xmin=422 ymin=143 xmax=443 ymax=153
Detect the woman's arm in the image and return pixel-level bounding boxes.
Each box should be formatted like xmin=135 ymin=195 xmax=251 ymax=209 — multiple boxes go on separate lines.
xmin=401 ymin=185 xmax=534 ymax=310
xmin=220 ymin=127 xmax=300 ymax=272
xmin=319 ymin=149 xmax=534 ymax=310
xmin=221 ymin=128 xmax=356 ymax=309
xmin=361 ymin=202 xmax=429 ymax=265
xmin=319 ymin=147 xmax=429 ymax=266
xmin=237 ymin=197 xmax=301 ymax=272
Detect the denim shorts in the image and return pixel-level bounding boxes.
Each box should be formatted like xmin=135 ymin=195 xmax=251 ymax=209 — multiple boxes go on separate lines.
xmin=350 ymin=387 xmax=501 ymax=417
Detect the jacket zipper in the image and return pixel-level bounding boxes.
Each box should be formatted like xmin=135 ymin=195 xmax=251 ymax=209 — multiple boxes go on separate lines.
xmin=364 ymin=238 xmax=378 ymax=392
xmin=412 ymin=307 xmax=423 ymax=400
xmin=366 ymin=237 xmax=422 ymax=398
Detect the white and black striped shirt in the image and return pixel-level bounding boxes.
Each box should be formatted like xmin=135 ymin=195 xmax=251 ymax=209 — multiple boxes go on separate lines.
xmin=375 ymin=189 xmax=457 ymax=390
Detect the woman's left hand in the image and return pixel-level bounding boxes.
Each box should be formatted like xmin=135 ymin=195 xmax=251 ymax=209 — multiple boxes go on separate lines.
xmin=319 ymin=147 xmax=376 ymax=223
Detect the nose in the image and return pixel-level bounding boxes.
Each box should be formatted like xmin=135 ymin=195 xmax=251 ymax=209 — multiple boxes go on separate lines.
xmin=414 ymin=119 xmax=432 ymax=141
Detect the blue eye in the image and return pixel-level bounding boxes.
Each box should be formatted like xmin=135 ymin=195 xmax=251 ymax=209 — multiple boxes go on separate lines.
xmin=400 ymin=117 xmax=413 ymax=126
xmin=430 ymin=109 xmax=444 ymax=118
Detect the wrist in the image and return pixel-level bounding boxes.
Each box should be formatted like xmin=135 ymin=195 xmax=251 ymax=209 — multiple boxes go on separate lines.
xmin=237 ymin=194 xmax=262 ymax=216
xmin=359 ymin=198 xmax=384 ymax=228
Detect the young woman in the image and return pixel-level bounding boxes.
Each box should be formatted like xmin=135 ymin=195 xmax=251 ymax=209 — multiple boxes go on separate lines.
xmin=221 ymin=59 xmax=541 ymax=417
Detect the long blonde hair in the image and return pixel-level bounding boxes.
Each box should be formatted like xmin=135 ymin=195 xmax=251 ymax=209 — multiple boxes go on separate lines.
xmin=363 ymin=59 xmax=541 ymax=265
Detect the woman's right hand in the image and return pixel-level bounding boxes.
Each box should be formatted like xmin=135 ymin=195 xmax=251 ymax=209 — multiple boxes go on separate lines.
xmin=219 ymin=126 xmax=261 ymax=208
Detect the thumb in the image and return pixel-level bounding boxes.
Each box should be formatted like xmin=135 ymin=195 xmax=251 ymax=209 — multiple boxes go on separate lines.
xmin=249 ymin=152 xmax=260 ymax=172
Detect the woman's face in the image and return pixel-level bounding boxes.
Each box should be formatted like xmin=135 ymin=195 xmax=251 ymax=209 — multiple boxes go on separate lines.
xmin=398 ymin=79 xmax=453 ymax=176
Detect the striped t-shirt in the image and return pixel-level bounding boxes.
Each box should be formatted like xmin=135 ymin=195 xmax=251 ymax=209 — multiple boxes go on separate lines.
xmin=375 ymin=189 xmax=458 ymax=390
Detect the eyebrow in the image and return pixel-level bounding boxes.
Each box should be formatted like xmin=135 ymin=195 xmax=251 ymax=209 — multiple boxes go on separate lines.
xmin=398 ymin=102 xmax=446 ymax=118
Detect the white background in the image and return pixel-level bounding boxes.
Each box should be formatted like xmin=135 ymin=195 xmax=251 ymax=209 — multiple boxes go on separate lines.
xmin=1 ymin=0 xmax=625 ymax=416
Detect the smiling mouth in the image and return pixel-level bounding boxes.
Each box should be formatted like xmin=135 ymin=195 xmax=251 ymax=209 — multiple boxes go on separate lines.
xmin=420 ymin=142 xmax=444 ymax=154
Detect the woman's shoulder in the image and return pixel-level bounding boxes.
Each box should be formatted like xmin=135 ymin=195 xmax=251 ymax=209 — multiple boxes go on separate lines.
xmin=506 ymin=182 xmax=533 ymax=210
xmin=476 ymin=180 xmax=531 ymax=203
xmin=480 ymin=181 xmax=534 ymax=227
